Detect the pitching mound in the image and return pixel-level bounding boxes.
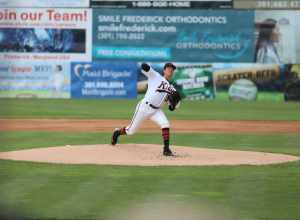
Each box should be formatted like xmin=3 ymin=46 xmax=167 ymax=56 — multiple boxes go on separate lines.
xmin=0 ymin=144 xmax=298 ymax=166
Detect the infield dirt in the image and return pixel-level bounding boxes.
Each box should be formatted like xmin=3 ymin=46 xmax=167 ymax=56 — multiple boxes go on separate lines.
xmin=1 ymin=119 xmax=300 ymax=133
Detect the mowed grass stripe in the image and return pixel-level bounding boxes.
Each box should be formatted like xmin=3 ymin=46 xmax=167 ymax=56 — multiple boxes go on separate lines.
xmin=0 ymin=170 xmax=53 ymax=217
xmin=1 ymin=98 xmax=300 ymax=120
xmin=28 ymin=174 xmax=114 ymax=219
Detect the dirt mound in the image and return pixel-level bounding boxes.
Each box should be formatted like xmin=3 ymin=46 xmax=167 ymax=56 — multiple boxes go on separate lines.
xmin=0 ymin=144 xmax=298 ymax=166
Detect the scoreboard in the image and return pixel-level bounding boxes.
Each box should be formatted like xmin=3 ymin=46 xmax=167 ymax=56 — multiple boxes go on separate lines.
xmin=234 ymin=0 xmax=300 ymax=9
xmin=90 ymin=0 xmax=232 ymax=8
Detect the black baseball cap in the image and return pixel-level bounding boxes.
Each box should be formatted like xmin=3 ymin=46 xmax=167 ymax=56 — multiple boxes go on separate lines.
xmin=164 ymin=63 xmax=176 ymax=70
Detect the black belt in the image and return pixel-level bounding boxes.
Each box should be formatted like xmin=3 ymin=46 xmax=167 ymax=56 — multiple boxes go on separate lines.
xmin=146 ymin=102 xmax=159 ymax=109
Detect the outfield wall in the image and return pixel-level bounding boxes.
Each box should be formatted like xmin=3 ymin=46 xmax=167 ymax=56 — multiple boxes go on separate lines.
xmin=0 ymin=4 xmax=299 ymax=99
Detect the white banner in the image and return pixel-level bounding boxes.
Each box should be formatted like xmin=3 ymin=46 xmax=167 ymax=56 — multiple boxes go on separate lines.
xmin=0 ymin=8 xmax=92 ymax=62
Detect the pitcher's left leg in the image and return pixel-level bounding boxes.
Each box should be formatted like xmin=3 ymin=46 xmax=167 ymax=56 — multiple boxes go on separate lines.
xmin=150 ymin=110 xmax=174 ymax=156
xmin=111 ymin=101 xmax=151 ymax=145
xmin=112 ymin=101 xmax=144 ymax=145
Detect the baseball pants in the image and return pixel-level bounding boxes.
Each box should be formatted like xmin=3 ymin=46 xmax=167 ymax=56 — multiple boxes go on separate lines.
xmin=125 ymin=99 xmax=170 ymax=135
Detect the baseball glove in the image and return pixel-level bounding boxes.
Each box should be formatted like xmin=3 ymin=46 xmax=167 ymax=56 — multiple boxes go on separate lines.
xmin=141 ymin=63 xmax=150 ymax=72
xmin=168 ymin=90 xmax=181 ymax=111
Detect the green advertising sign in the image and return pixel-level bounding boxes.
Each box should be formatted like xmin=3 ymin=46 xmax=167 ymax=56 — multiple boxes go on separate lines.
xmin=170 ymin=65 xmax=215 ymax=100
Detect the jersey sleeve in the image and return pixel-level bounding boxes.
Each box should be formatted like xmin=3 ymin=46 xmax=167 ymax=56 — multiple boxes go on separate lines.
xmin=141 ymin=67 xmax=161 ymax=79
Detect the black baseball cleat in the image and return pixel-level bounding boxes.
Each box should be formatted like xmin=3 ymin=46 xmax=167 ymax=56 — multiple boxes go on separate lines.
xmin=111 ymin=128 xmax=120 ymax=145
xmin=163 ymin=148 xmax=174 ymax=157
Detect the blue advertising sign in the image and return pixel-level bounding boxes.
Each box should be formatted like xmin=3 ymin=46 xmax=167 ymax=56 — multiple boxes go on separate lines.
xmin=71 ymin=62 xmax=137 ymax=99
xmin=93 ymin=9 xmax=254 ymax=62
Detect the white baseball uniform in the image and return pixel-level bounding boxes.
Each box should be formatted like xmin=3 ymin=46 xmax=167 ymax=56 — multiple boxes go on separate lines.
xmin=125 ymin=66 xmax=175 ymax=135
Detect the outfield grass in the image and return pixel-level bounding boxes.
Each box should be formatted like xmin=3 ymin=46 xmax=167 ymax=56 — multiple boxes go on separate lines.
xmin=0 ymin=131 xmax=300 ymax=220
xmin=215 ymin=91 xmax=284 ymax=102
xmin=1 ymin=98 xmax=300 ymax=120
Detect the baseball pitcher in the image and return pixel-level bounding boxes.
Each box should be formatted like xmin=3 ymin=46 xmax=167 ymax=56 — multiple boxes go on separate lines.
xmin=111 ymin=63 xmax=181 ymax=156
